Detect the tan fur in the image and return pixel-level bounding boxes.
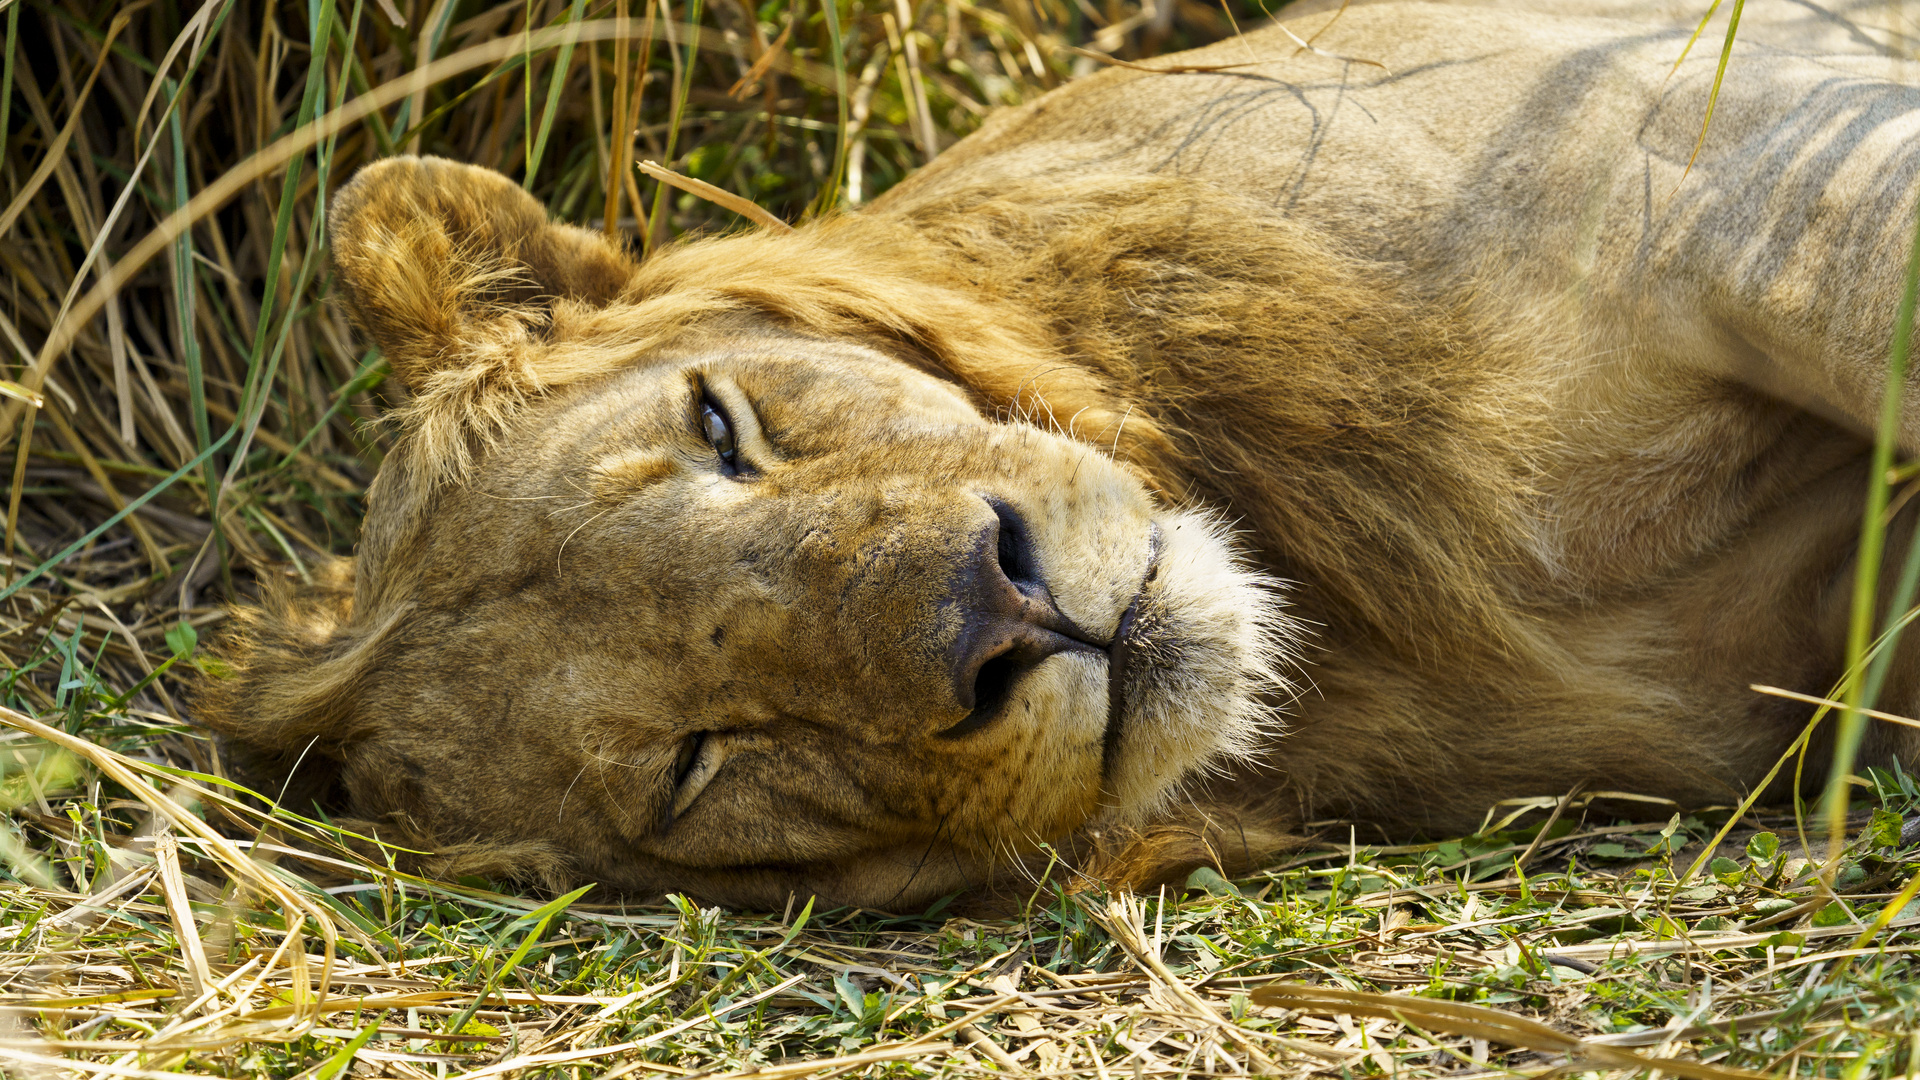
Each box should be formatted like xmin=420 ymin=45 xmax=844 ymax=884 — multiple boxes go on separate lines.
xmin=199 ymin=2 xmax=1920 ymax=907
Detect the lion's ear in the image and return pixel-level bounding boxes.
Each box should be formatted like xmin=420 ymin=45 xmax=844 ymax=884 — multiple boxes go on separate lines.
xmin=327 ymin=156 xmax=639 ymax=392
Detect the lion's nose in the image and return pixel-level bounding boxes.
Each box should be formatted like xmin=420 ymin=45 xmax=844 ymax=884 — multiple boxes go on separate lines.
xmin=939 ymin=498 xmax=1104 ymax=738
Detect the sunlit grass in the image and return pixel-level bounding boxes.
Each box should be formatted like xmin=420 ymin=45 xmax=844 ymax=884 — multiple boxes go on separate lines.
xmin=8 ymin=714 xmax=1920 ymax=1075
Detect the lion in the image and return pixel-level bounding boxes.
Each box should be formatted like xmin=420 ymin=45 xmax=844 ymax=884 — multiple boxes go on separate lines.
xmin=197 ymin=0 xmax=1920 ymax=909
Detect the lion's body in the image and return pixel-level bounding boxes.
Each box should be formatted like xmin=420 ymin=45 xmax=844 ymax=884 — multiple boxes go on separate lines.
xmin=201 ymin=1 xmax=1920 ymax=906
xmin=873 ymin=0 xmax=1920 ymax=835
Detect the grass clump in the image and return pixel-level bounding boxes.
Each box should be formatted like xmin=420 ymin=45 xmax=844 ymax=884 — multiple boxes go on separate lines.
xmin=4 ymin=0 xmax=1920 ymax=1076
xmin=8 ymin=754 xmax=1920 ymax=1076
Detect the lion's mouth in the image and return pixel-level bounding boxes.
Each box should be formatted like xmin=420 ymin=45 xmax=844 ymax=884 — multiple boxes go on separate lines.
xmin=1102 ymin=524 xmax=1163 ymax=778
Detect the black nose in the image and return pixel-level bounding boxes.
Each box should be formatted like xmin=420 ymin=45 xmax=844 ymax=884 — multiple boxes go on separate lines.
xmin=940 ymin=498 xmax=1104 ymax=738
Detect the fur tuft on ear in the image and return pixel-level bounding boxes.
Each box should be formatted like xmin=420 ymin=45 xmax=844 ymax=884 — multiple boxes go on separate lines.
xmin=327 ymin=156 xmax=639 ymax=392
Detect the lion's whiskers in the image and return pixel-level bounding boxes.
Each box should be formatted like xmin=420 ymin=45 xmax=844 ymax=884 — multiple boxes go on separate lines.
xmin=556 ymin=762 xmax=590 ymax=825
xmin=884 ymin=809 xmax=957 ymax=910
xmin=582 ymin=746 xmax=647 ymax=769
xmin=556 ymin=507 xmax=615 ymax=576
xmin=1111 ymin=403 xmax=1135 ymax=459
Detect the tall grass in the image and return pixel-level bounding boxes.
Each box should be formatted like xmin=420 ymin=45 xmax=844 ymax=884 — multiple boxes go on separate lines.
xmin=0 ymin=0 xmax=1253 ymax=652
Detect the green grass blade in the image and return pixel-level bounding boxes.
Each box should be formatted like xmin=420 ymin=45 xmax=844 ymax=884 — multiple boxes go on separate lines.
xmin=103 ymin=655 xmax=180 ymax=711
xmin=0 ymin=425 xmax=237 ymax=604
xmin=218 ymin=0 xmax=361 ymax=504
xmin=166 ymin=93 xmax=214 ymax=508
xmin=811 ymin=0 xmax=852 ymax=217
xmin=526 ymin=0 xmax=590 ymax=189
xmin=1672 ymin=0 xmax=1744 ymax=187
xmin=278 ymin=352 xmax=385 ymax=468
xmin=443 ymin=883 xmax=594 ymax=1036
xmin=1665 ymin=0 xmax=1724 ymax=80
xmin=312 ymin=1022 xmax=379 ymax=1080
xmin=391 ymin=50 xmax=540 ymax=150
xmin=236 ymin=0 xmax=340 ymax=426
xmin=1860 ymin=522 xmax=1920 ymax=713
xmin=330 ymin=12 xmax=396 ymax=157
xmin=35 ymin=1 xmax=238 ymax=357
xmin=646 ymin=0 xmax=706 ymax=241
xmin=1827 ymin=163 xmax=1920 ymax=865
xmin=392 ymin=0 xmax=460 ymax=143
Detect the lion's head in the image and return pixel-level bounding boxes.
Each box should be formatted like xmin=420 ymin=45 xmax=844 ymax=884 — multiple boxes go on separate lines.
xmin=199 ymin=158 xmax=1289 ymax=908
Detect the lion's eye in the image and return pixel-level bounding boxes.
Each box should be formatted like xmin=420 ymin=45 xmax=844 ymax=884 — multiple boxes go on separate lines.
xmin=700 ymin=395 xmax=739 ymax=473
xmin=672 ymin=732 xmax=706 ymax=788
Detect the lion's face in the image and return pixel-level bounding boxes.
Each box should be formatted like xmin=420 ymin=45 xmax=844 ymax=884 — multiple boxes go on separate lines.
xmin=206 ymin=158 xmax=1285 ymax=908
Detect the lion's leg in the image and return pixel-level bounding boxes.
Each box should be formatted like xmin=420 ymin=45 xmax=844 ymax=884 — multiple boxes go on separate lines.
xmin=1647 ymin=455 xmax=1920 ymax=794
xmin=1234 ymin=449 xmax=1920 ymax=832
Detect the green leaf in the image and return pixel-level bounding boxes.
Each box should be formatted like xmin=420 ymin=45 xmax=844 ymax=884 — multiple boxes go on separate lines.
xmin=1185 ymin=866 xmax=1242 ymax=897
xmin=1867 ymin=807 xmax=1904 ymax=848
xmin=1811 ymin=902 xmax=1852 ymax=928
xmin=1759 ymin=930 xmax=1804 ymax=948
xmin=1746 ymin=831 xmax=1780 ymax=862
xmin=1587 ymin=843 xmax=1634 ymax=860
xmin=833 ymin=972 xmax=866 ymax=1017
xmin=165 ymin=620 xmax=198 ymax=659
xmin=1836 ymin=861 xmax=1869 ymax=890
xmin=1709 ymin=856 xmax=1745 ymax=885
xmin=1649 ymin=812 xmax=1683 ymax=854
xmin=442 ymin=1018 xmax=500 ymax=1040
xmin=1643 ymin=915 xmax=1685 ymax=939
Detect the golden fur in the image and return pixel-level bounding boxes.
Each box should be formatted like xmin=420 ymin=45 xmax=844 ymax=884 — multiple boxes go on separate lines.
xmin=200 ymin=1 xmax=1920 ymax=907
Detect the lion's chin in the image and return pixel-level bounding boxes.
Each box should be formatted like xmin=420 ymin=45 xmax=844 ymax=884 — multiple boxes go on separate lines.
xmin=1100 ymin=508 xmax=1295 ymax=822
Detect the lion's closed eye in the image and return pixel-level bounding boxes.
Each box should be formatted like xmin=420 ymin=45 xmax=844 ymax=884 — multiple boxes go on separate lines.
xmin=668 ymin=732 xmax=723 ymax=821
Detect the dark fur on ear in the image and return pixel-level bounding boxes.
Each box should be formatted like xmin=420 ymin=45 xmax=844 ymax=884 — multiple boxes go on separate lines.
xmin=327 ymin=156 xmax=639 ymax=392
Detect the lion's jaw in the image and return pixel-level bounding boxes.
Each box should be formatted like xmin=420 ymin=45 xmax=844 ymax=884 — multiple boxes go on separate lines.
xmin=344 ymin=333 xmax=1288 ymax=908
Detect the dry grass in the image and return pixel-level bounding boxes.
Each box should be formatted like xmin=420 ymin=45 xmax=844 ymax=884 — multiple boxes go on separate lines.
xmin=3 ymin=0 xmax=1920 ymax=1075
xmin=8 ymin=735 xmax=1920 ymax=1078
